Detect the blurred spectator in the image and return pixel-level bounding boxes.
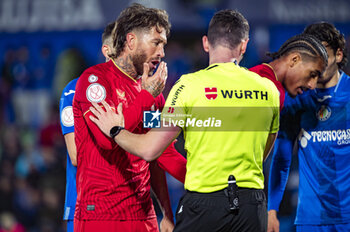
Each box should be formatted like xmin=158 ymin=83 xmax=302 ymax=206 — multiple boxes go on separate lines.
xmin=0 ymin=212 xmax=25 ymax=232
xmin=11 ymin=45 xmax=40 ymax=127
xmin=0 ymin=124 xmax=21 ymax=165
xmin=191 ymin=39 xmax=208 ymax=71
xmin=0 ymin=47 xmax=16 ymax=125
xmin=12 ymin=46 xmax=32 ymax=90
xmin=0 ymin=177 xmax=14 ymax=214
xmin=53 ymin=48 xmax=87 ymax=101
xmin=164 ymin=40 xmax=192 ymax=97
xmin=38 ymin=188 xmax=63 ymax=231
xmin=33 ymin=44 xmax=54 ymax=90
xmin=13 ymin=178 xmax=40 ymax=228
xmin=14 ymin=129 xmax=45 ymax=178
xmin=31 ymin=44 xmax=55 ymax=127
xmin=39 ymin=104 xmax=64 ymax=152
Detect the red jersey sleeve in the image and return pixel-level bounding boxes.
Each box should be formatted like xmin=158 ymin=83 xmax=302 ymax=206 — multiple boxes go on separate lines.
xmin=124 ymin=89 xmax=155 ymax=132
xmin=75 ymin=69 xmax=117 ymax=150
xmin=157 ymin=141 xmax=187 ymax=183
xmin=154 ymin=93 xmax=166 ymax=111
xmin=249 ymin=64 xmax=285 ymax=111
xmin=75 ymin=67 xmax=156 ymax=150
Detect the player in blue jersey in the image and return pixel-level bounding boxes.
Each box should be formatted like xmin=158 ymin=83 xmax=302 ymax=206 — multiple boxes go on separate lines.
xmin=59 ymin=22 xmax=115 ymax=232
xmin=268 ymin=22 xmax=349 ymax=232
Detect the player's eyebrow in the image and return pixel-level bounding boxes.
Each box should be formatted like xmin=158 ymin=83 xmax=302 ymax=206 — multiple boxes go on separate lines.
xmin=152 ymin=38 xmax=167 ymax=45
xmin=314 ymin=70 xmax=321 ymax=77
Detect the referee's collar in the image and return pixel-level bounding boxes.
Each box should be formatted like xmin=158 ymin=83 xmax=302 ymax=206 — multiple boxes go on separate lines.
xmin=206 ymin=60 xmax=238 ymax=70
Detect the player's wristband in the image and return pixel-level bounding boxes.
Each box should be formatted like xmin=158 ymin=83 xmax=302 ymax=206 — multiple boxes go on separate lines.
xmin=110 ymin=126 xmax=125 ymax=140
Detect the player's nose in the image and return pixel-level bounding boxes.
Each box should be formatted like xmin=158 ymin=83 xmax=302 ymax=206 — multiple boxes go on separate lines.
xmin=157 ymin=46 xmax=165 ymax=58
xmin=307 ymin=78 xmax=317 ymax=90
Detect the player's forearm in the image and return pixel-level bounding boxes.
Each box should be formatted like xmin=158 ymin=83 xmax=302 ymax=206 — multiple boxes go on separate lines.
xmin=67 ymin=145 xmax=77 ymax=167
xmin=115 ymin=126 xmax=181 ymax=162
xmin=268 ymin=138 xmax=293 ymax=211
xmin=263 ymin=132 xmax=277 ymax=161
xmin=64 ymin=132 xmax=77 ymax=166
xmin=149 ymin=162 xmax=174 ymax=221
xmin=115 ymin=130 xmax=164 ymax=161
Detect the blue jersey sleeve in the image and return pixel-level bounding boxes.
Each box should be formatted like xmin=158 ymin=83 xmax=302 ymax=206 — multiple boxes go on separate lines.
xmin=268 ymin=94 xmax=302 ymax=211
xmin=59 ymin=78 xmax=78 ymax=135
xmin=268 ymin=138 xmax=293 ymax=211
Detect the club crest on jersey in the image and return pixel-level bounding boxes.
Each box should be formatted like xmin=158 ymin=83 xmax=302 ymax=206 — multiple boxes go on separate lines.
xmin=86 ymin=83 xmax=106 ymax=103
xmin=116 ymin=89 xmax=126 ymax=100
xmin=316 ymin=105 xmax=331 ymax=121
xmin=205 ymin=87 xmax=217 ymax=100
xmin=88 ymin=74 xmax=98 ymax=83
xmin=61 ymin=106 xmax=74 ymax=127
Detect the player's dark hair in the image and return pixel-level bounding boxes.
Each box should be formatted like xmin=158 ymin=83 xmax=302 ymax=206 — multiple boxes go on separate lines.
xmin=267 ymin=34 xmax=328 ymax=67
xmin=109 ymin=3 xmax=171 ymax=58
xmin=207 ymin=9 xmax=249 ymax=49
xmin=102 ymin=22 xmax=115 ymax=45
xmin=303 ymin=22 xmax=348 ymax=70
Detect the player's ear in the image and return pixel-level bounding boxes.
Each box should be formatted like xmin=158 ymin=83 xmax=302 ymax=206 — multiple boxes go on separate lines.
xmin=126 ymin=32 xmax=137 ymax=51
xmin=239 ymin=38 xmax=249 ymax=56
xmin=202 ymin=35 xmax=209 ymax=53
xmin=335 ymin=48 xmax=343 ymax=64
xmin=101 ymin=45 xmax=111 ymax=60
xmin=289 ymin=53 xmax=301 ymax=68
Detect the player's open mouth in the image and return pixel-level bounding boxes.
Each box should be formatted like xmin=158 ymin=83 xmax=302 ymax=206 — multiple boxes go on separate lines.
xmin=297 ymin=87 xmax=303 ymax=95
xmin=297 ymin=87 xmax=308 ymax=95
xmin=150 ymin=60 xmax=160 ymax=69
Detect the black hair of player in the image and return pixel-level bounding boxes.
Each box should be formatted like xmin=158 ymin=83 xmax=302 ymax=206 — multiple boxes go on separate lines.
xmin=267 ymin=34 xmax=328 ymax=67
xmin=207 ymin=9 xmax=249 ymax=49
xmin=303 ymin=22 xmax=348 ymax=70
xmin=102 ymin=22 xmax=115 ymax=44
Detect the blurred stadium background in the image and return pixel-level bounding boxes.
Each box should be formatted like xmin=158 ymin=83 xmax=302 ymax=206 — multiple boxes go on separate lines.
xmin=0 ymin=0 xmax=349 ymax=231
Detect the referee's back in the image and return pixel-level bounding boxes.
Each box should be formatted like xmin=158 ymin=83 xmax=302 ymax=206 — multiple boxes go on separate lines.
xmin=163 ymin=62 xmax=280 ymax=193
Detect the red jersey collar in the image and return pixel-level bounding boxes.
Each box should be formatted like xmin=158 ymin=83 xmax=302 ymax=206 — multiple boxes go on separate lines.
xmin=108 ymin=59 xmax=139 ymax=84
xmin=262 ymin=63 xmax=278 ymax=81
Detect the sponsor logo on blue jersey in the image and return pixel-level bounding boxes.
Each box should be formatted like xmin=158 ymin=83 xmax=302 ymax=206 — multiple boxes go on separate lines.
xmin=299 ymin=128 xmax=350 ymax=147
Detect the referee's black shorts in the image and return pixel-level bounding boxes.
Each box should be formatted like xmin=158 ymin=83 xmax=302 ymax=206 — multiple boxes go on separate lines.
xmin=174 ymin=188 xmax=267 ymax=232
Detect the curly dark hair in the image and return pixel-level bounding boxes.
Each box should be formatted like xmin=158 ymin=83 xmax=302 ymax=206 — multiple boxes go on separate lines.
xmin=109 ymin=3 xmax=171 ymax=59
xmin=207 ymin=9 xmax=249 ymax=49
xmin=303 ymin=22 xmax=348 ymax=70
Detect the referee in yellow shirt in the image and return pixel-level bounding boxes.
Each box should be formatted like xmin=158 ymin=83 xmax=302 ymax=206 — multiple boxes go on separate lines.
xmin=89 ymin=10 xmax=279 ymax=232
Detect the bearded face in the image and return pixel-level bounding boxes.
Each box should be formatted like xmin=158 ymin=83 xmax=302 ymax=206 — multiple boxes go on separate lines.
xmin=132 ymin=48 xmax=148 ymax=77
xmin=130 ymin=26 xmax=166 ymax=77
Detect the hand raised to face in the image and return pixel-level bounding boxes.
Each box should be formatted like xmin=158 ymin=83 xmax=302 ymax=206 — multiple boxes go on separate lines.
xmin=141 ymin=61 xmax=168 ymax=98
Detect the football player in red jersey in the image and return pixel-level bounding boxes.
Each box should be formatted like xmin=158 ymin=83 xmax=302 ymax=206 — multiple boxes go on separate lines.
xmin=250 ymin=34 xmax=328 ymax=110
xmin=73 ymin=3 xmax=186 ymax=232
